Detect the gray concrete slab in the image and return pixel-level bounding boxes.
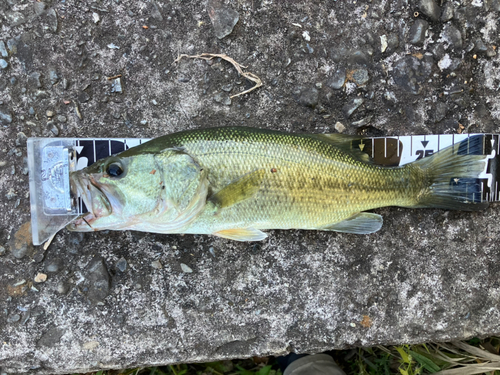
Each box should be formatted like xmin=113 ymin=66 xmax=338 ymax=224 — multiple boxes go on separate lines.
xmin=1 ymin=0 xmax=500 ymax=373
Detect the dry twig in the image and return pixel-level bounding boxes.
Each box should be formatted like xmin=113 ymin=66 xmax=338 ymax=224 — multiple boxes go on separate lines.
xmin=173 ymin=53 xmax=262 ymax=98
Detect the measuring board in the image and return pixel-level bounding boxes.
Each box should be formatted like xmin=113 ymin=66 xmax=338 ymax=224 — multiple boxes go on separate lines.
xmin=27 ymin=133 xmax=500 ymax=245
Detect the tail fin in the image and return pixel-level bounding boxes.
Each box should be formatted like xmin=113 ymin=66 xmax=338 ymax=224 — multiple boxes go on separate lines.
xmin=410 ymin=135 xmax=489 ymax=211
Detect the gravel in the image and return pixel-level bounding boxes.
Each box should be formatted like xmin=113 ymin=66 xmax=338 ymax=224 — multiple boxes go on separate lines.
xmin=0 ymin=110 xmax=13 ymax=124
xmin=297 ymin=87 xmax=319 ymax=108
xmin=342 ymin=98 xmax=364 ymax=118
xmin=116 ymin=257 xmax=128 ymax=272
xmin=408 ymin=19 xmax=429 ymax=46
xmin=327 ymin=68 xmax=346 ymax=90
xmin=207 ymin=0 xmax=240 ymax=39
xmin=442 ymin=24 xmax=463 ymax=49
xmin=86 ymin=258 xmax=111 ymax=304
xmin=441 ymin=2 xmax=455 ymax=22
xmin=419 ymin=0 xmax=441 ymax=21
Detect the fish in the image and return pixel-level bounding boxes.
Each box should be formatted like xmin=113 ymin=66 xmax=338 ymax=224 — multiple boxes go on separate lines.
xmin=67 ymin=127 xmax=489 ymax=241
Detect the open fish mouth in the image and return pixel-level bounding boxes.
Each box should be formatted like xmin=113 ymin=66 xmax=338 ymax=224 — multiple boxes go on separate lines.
xmin=68 ymin=171 xmax=112 ymax=230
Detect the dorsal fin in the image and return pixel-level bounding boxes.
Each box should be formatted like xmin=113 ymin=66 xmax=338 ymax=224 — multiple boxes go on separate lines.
xmin=311 ymin=134 xmax=372 ymax=164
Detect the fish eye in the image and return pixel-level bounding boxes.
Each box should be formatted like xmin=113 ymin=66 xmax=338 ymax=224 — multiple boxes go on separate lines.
xmin=106 ymin=162 xmax=124 ymax=178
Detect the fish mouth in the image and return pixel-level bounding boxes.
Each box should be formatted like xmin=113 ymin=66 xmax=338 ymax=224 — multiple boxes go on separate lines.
xmin=67 ymin=171 xmax=112 ymax=231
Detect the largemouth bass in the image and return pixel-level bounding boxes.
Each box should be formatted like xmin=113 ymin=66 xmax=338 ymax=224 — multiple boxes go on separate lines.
xmin=68 ymin=127 xmax=488 ymax=241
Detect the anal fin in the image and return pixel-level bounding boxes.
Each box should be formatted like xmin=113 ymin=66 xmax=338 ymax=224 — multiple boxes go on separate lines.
xmin=322 ymin=212 xmax=383 ymax=234
xmin=214 ymin=228 xmax=268 ymax=241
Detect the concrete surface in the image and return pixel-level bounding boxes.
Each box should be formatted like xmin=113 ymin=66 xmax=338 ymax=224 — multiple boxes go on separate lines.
xmin=1 ymin=0 xmax=500 ymax=373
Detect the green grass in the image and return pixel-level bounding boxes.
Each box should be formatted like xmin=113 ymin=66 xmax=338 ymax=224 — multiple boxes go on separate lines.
xmin=81 ymin=337 xmax=500 ymax=375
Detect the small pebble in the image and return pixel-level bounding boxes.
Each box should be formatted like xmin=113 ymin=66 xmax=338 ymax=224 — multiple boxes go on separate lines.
xmin=207 ymin=0 xmax=239 ymax=39
xmin=111 ymin=78 xmax=122 ymax=93
xmin=177 ymin=73 xmax=191 ymax=83
xmin=47 ymin=8 xmax=58 ymax=32
xmin=107 ymin=43 xmax=120 ymax=49
xmin=7 ymin=37 xmax=19 ymax=54
xmin=10 ymin=77 xmax=16 ymax=85
xmin=34 ymin=273 xmax=47 ymax=283
xmin=441 ymin=1 xmax=454 ymax=21
xmin=0 ymin=246 xmax=5 ymax=256
xmin=57 ymin=115 xmax=67 ymax=123
xmin=49 ymin=124 xmax=60 ymax=136
xmin=438 ymin=54 xmax=452 ymax=71
xmin=140 ymin=119 xmax=148 ymax=125
xmin=45 ymin=262 xmax=60 ymax=273
xmin=214 ymin=92 xmax=231 ymax=106
xmin=297 ymin=87 xmax=319 ymax=108
xmin=0 ymin=110 xmax=13 ymax=124
xmin=474 ymin=38 xmax=488 ymax=53
xmin=380 ymin=35 xmax=388 ymax=53
xmin=6 ymin=188 xmax=17 ymax=200
xmin=302 ymin=30 xmax=311 ymax=41
xmin=46 ymin=110 xmax=54 ymax=117
xmin=0 ymin=59 xmax=8 ymax=69
xmin=181 ymin=263 xmax=193 ymax=273
xmin=29 ymin=72 xmax=42 ymax=88
xmin=351 ymin=68 xmax=369 ymax=86
xmin=387 ymin=33 xmax=399 ymax=50
xmin=409 ymin=19 xmax=429 ymax=46
xmin=13 ymin=279 xmax=26 ymax=287
xmin=335 ymin=122 xmax=346 ymax=133
xmin=327 ymin=68 xmax=346 ymax=90
xmin=116 ymin=257 xmax=128 ymax=272
xmin=342 ymin=98 xmax=364 ymax=118
xmin=7 ymin=314 xmax=21 ymax=324
xmin=151 ymin=260 xmax=162 ymax=269
xmin=348 ymin=50 xmax=369 ymax=65
xmin=152 ymin=99 xmax=158 ymax=105
xmin=78 ymin=92 xmax=90 ymax=103
xmin=419 ymin=0 xmax=440 ymax=21
xmin=384 ymin=91 xmax=398 ymax=103
xmin=15 ymin=132 xmax=27 ymax=147
xmin=442 ymin=24 xmax=462 ymax=49
xmin=33 ymin=2 xmax=47 ymax=16
xmin=0 ymin=40 xmax=7 ymax=57
xmin=486 ymin=45 xmax=496 ymax=57
xmin=49 ymin=69 xmax=59 ymax=85
xmin=57 ymin=281 xmax=69 ymax=295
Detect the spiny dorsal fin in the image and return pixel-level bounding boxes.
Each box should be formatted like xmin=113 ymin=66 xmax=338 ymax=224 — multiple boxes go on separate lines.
xmin=214 ymin=228 xmax=268 ymax=241
xmin=322 ymin=212 xmax=383 ymax=234
xmin=312 ymin=134 xmax=372 ymax=164
xmin=209 ymin=169 xmax=265 ymax=209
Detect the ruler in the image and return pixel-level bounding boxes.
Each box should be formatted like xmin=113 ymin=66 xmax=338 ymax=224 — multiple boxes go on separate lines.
xmin=27 ymin=133 xmax=499 ymax=245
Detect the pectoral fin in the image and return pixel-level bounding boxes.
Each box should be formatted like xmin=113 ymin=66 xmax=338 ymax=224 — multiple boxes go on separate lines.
xmin=214 ymin=228 xmax=268 ymax=241
xmin=209 ymin=169 xmax=265 ymax=209
xmin=323 ymin=212 xmax=383 ymax=234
